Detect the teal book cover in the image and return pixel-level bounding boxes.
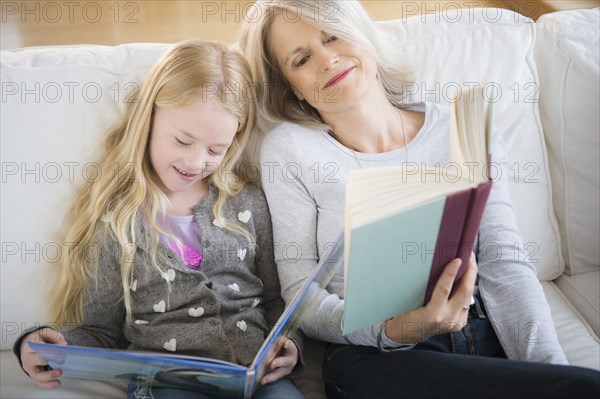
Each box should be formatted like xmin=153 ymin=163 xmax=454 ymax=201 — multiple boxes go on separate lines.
xmin=343 ymin=198 xmax=445 ymax=335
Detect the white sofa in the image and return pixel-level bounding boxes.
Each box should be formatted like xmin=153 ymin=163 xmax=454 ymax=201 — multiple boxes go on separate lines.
xmin=1 ymin=7 xmax=598 ymax=399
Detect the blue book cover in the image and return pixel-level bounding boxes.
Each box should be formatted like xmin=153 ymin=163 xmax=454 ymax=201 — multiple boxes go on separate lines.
xmin=29 ymin=234 xmax=344 ymax=399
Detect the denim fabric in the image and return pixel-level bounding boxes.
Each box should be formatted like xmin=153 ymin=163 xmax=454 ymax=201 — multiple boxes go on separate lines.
xmin=127 ymin=378 xmax=302 ymax=399
xmin=252 ymin=379 xmax=303 ymax=399
xmin=411 ymin=294 xmax=506 ymax=357
xmin=323 ymin=295 xmax=600 ymax=399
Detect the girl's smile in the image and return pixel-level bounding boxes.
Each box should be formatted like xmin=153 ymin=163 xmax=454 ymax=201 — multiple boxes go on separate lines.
xmin=172 ymin=165 xmax=199 ymax=181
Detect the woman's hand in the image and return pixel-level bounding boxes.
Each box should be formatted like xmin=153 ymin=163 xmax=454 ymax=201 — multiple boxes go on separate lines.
xmin=385 ymin=256 xmax=478 ymax=344
xmin=20 ymin=327 xmax=67 ymax=388
xmin=260 ymin=338 xmax=298 ymax=385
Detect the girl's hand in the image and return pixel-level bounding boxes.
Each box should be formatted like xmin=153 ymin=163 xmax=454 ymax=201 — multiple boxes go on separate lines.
xmin=20 ymin=327 xmax=68 ymax=388
xmin=385 ymin=256 xmax=478 ymax=343
xmin=260 ymin=338 xmax=298 ymax=385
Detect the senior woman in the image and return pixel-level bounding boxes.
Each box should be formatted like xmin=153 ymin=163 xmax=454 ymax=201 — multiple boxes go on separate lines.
xmin=240 ymin=1 xmax=600 ymax=398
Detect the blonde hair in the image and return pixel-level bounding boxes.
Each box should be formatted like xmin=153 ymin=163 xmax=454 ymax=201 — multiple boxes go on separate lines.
xmin=50 ymin=40 xmax=257 ymax=326
xmin=240 ymin=0 xmax=416 ymax=130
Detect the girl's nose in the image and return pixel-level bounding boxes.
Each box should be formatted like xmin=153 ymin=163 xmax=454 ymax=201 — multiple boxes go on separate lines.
xmin=184 ymin=152 xmax=207 ymax=174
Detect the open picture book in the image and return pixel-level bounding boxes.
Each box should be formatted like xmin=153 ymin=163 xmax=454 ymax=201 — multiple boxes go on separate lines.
xmin=28 ymin=235 xmax=343 ymax=399
xmin=342 ymin=86 xmax=493 ymax=334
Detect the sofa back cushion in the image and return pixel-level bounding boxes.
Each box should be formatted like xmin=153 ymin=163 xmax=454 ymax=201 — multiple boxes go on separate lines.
xmin=535 ymin=8 xmax=600 ymax=275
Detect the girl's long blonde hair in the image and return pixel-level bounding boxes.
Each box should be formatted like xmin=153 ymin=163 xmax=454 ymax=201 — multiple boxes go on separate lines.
xmin=239 ymin=0 xmax=416 ymax=130
xmin=50 ymin=40 xmax=256 ymax=326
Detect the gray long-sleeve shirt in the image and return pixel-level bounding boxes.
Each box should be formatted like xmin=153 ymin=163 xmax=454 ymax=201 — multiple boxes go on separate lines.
xmin=259 ymin=101 xmax=568 ymax=365
xmin=62 ymin=183 xmax=285 ymax=366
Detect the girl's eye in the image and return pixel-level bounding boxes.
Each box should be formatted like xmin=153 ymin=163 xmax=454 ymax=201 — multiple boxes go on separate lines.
xmin=175 ymin=137 xmax=190 ymax=146
xmin=326 ymin=35 xmax=338 ymax=43
xmin=209 ymin=149 xmax=223 ymax=156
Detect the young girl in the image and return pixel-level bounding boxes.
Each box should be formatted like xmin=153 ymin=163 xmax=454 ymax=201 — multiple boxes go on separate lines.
xmin=240 ymin=1 xmax=600 ymax=398
xmin=14 ymin=40 xmax=304 ymax=399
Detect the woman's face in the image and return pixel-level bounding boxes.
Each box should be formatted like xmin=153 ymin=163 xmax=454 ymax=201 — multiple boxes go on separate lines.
xmin=269 ymin=15 xmax=378 ymax=115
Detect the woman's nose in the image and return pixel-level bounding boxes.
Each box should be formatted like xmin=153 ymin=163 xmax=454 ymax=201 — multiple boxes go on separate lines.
xmin=319 ymin=47 xmax=339 ymax=72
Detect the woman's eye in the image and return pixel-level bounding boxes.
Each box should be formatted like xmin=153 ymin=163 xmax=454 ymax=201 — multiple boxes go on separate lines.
xmin=326 ymin=35 xmax=338 ymax=43
xmin=175 ymin=138 xmax=190 ymax=146
xmin=294 ymin=55 xmax=310 ymax=68
xmin=209 ymin=149 xmax=223 ymax=156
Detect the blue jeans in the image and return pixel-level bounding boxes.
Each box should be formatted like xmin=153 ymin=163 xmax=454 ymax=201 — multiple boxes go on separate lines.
xmin=127 ymin=377 xmax=302 ymax=399
xmin=324 ymin=295 xmax=600 ymax=399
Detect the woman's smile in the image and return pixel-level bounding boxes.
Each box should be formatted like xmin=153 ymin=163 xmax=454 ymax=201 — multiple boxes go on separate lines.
xmin=324 ymin=66 xmax=355 ymax=89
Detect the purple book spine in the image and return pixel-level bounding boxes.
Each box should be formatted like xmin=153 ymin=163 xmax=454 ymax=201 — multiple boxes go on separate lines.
xmin=423 ymin=180 xmax=492 ymax=304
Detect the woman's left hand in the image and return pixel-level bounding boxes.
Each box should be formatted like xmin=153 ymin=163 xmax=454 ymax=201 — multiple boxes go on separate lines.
xmin=260 ymin=338 xmax=298 ymax=385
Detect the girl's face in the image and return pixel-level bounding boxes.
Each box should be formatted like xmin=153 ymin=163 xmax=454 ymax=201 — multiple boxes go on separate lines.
xmin=149 ymin=97 xmax=238 ymax=200
xmin=269 ymin=15 xmax=378 ymax=114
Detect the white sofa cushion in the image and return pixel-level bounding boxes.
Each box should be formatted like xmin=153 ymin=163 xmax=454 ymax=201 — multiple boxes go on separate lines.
xmin=555 ymin=272 xmax=600 ymax=337
xmin=542 ymin=281 xmax=600 ymax=370
xmin=535 ymin=8 xmax=600 ymax=276
xmin=378 ymin=8 xmax=564 ymax=281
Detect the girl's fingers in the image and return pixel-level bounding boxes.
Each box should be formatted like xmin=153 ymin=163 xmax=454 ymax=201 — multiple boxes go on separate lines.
xmin=20 ymin=328 xmax=68 ymax=388
xmin=27 ymin=366 xmax=63 ymax=388
xmin=282 ymin=339 xmax=297 ymax=355
xmin=261 ymin=367 xmax=288 ymax=385
xmin=270 ymin=354 xmax=295 ymax=370
xmin=260 ymin=339 xmax=298 ymax=384
xmin=261 ymin=357 xmax=294 ymax=385
xmin=39 ymin=328 xmax=68 ymax=345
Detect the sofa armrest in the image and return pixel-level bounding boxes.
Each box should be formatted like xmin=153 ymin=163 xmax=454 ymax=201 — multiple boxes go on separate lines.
xmin=535 ymin=8 xmax=600 ymax=276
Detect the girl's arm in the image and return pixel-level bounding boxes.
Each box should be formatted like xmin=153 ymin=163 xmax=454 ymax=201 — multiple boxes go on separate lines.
xmin=61 ymin=228 xmax=129 ymax=349
xmin=14 ymin=227 xmax=128 ymax=386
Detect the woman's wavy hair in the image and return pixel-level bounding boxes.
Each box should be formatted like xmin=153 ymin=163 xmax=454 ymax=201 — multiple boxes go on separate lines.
xmin=239 ymin=0 xmax=416 ymax=130
xmin=49 ymin=40 xmax=257 ymax=326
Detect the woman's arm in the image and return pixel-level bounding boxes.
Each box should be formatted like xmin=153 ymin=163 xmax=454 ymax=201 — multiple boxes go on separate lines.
xmin=248 ymin=184 xmax=305 ymax=376
xmin=260 ymin=124 xmax=386 ymax=346
xmin=261 ymin=122 xmax=482 ymax=347
xmin=476 ymin=130 xmax=568 ymax=364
